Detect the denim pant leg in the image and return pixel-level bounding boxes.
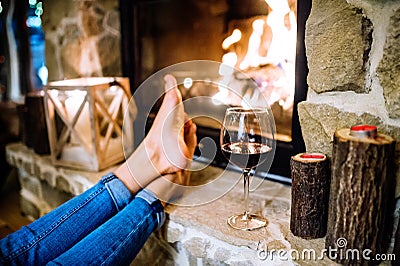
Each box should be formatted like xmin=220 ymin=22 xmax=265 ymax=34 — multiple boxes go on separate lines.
xmin=0 ymin=173 xmax=133 ymax=266
xmin=49 ymin=190 xmax=165 ymax=266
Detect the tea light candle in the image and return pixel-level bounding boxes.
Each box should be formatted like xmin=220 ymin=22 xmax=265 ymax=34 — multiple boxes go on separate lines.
xmin=350 ymin=124 xmax=377 ymax=138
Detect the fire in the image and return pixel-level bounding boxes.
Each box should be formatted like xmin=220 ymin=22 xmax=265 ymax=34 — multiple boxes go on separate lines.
xmin=239 ymin=19 xmax=266 ymax=70
xmin=222 ymin=29 xmax=242 ymax=50
xmin=213 ymin=52 xmax=240 ymax=106
xmin=216 ymin=0 xmax=297 ymax=110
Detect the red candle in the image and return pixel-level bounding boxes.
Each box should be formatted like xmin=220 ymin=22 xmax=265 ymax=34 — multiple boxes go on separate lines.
xmin=350 ymin=124 xmax=377 ymax=138
xmin=300 ymin=153 xmax=325 ymax=160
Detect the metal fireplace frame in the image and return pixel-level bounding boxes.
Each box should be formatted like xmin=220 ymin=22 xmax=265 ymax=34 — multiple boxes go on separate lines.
xmin=119 ymin=0 xmax=311 ymax=181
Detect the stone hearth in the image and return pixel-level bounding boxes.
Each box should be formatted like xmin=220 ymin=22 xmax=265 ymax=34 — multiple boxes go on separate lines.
xmin=4 ymin=142 xmax=357 ymax=265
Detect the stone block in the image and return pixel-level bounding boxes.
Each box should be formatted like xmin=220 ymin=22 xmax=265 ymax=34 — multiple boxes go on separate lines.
xmin=298 ymin=101 xmax=400 ymax=197
xmin=298 ymin=101 xmax=384 ymax=156
xmin=213 ymin=247 xmax=231 ymax=262
xmin=105 ymin=9 xmax=120 ymax=32
xmin=43 ymin=1 xmax=77 ymax=29
xmin=377 ymin=7 xmax=400 ymax=119
xmin=133 ymin=232 xmax=176 ymax=265
xmin=19 ymin=175 xmax=42 ymax=199
xmin=80 ymin=2 xmax=104 ymax=37
xmin=166 ymin=226 xmax=184 ymax=243
xmin=98 ymin=35 xmax=122 ymax=76
xmin=20 ymin=196 xmax=41 ymax=220
xmin=55 ymin=174 xmax=71 ymax=194
xmin=183 ymin=237 xmax=211 ymax=258
xmin=60 ymin=39 xmax=81 ymax=77
xmin=306 ymin=0 xmax=372 ymax=93
xmin=40 ymin=170 xmax=56 ymax=188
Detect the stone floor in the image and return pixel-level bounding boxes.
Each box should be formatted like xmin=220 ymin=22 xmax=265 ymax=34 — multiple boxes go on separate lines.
xmin=133 ymin=162 xmax=336 ymax=265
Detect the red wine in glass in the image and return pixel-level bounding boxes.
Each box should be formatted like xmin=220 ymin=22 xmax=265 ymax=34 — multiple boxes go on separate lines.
xmin=221 ymin=142 xmax=272 ymax=170
xmin=220 ymin=107 xmax=275 ymax=230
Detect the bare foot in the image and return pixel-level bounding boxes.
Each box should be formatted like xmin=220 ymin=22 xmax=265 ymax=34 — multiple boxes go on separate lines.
xmin=146 ymin=119 xmax=197 ymax=204
xmin=115 ymin=75 xmax=197 ymax=194
xmin=144 ymin=74 xmax=194 ymax=174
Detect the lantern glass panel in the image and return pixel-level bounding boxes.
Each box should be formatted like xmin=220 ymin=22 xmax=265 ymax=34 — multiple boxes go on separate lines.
xmin=43 ymin=77 xmax=135 ymax=171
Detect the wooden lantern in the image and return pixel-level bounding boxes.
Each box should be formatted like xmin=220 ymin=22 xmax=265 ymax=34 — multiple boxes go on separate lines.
xmin=43 ymin=77 xmax=136 ymax=171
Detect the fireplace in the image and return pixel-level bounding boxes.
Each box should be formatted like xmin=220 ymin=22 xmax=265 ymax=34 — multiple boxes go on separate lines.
xmin=119 ymin=0 xmax=311 ymax=180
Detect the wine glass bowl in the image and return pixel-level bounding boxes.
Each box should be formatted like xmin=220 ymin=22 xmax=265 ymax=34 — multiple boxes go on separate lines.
xmin=221 ymin=107 xmax=275 ymax=230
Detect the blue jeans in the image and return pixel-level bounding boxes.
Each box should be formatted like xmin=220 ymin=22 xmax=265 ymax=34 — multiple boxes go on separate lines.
xmin=0 ymin=173 xmax=165 ymax=265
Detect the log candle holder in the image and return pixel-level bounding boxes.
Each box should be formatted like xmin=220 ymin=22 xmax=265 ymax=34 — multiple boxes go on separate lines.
xmin=326 ymin=125 xmax=396 ymax=265
xmin=290 ymin=152 xmax=330 ymax=239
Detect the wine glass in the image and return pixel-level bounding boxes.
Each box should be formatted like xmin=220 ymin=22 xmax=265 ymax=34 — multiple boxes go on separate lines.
xmin=221 ymin=107 xmax=275 ymax=230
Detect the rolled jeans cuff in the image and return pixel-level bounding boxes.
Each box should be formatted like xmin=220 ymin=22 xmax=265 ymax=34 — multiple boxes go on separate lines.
xmin=102 ymin=172 xmax=134 ymax=211
xmin=135 ymin=189 xmax=166 ymax=231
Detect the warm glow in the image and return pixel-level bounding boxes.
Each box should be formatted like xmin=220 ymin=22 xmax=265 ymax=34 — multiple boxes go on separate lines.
xmin=211 ymin=87 xmax=228 ymax=105
xmin=222 ymin=29 xmax=242 ymax=50
xmin=50 ymin=77 xmax=116 ymax=87
xmin=65 ymin=89 xmax=86 ymax=98
xmin=217 ymin=0 xmax=297 ymax=111
xmin=222 ymin=52 xmax=238 ymax=67
xmin=219 ymin=52 xmax=237 ymax=76
xmin=264 ymin=0 xmax=297 ymax=67
xmin=183 ymin=77 xmax=193 ymax=89
xmin=266 ymin=0 xmax=290 ymax=15
xmin=64 ymin=91 xmax=91 ymax=145
xmin=239 ymin=19 xmax=265 ymax=70
xmin=109 ymin=85 xmax=119 ymax=92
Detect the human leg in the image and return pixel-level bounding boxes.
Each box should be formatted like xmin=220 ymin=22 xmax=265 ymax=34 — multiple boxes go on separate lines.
xmin=48 ymin=189 xmax=163 ymax=265
xmin=0 ymin=173 xmax=133 ymax=265
xmin=48 ymin=119 xmax=197 ymax=265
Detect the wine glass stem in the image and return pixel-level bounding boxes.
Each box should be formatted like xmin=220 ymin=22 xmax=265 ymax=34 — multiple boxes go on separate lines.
xmin=243 ymin=169 xmax=251 ymax=220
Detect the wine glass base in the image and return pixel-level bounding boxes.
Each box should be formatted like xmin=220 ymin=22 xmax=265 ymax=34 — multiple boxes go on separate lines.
xmin=227 ymin=213 xmax=267 ymax=231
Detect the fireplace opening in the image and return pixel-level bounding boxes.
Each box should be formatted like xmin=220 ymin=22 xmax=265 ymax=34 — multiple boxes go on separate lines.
xmin=119 ymin=0 xmax=311 ymax=181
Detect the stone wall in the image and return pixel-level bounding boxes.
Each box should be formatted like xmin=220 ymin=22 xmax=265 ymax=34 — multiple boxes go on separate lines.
xmin=41 ymin=0 xmax=121 ymax=81
xmin=299 ymin=0 xmax=400 ymax=196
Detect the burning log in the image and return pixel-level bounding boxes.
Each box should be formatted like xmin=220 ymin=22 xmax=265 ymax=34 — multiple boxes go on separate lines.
xmin=244 ymin=64 xmax=292 ymax=108
xmin=290 ymin=153 xmax=330 ymax=239
xmin=325 ymin=125 xmax=396 ymax=266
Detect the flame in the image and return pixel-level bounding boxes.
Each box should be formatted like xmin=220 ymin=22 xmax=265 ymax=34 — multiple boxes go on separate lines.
xmin=216 ymin=0 xmax=296 ymax=110
xmin=213 ymin=53 xmax=237 ymax=105
xmin=239 ymin=0 xmax=296 ymax=69
xmin=222 ymin=29 xmax=242 ymax=50
xmin=219 ymin=52 xmax=237 ymax=76
xmin=264 ymin=0 xmax=297 ymax=67
xmin=239 ymin=19 xmax=266 ymax=70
